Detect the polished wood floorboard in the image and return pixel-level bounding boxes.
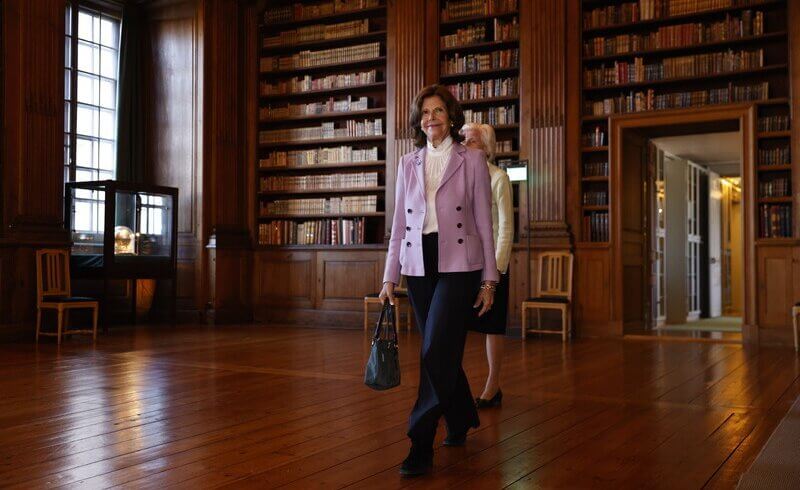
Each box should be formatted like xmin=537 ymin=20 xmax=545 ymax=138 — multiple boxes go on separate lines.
xmin=0 ymin=324 xmax=798 ymax=489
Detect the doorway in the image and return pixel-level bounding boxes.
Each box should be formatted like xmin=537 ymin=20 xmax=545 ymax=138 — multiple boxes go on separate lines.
xmin=610 ymin=106 xmax=757 ymax=342
xmin=647 ymin=136 xmax=744 ymax=336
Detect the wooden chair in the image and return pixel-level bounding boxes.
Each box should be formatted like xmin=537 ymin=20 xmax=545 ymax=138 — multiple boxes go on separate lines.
xmin=521 ymin=251 xmax=574 ymax=342
xmin=364 ymin=281 xmax=414 ymax=332
xmin=793 ymin=303 xmax=800 ymax=352
xmin=36 ymin=249 xmax=99 ymax=344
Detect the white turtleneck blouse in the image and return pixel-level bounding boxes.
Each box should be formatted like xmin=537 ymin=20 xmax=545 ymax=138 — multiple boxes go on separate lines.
xmin=422 ymin=135 xmax=454 ymax=234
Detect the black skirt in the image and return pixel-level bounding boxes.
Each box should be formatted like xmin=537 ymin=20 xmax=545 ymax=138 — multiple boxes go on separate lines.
xmin=471 ymin=270 xmax=509 ymax=335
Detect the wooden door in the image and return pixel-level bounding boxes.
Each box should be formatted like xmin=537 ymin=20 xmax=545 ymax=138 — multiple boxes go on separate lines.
xmin=621 ymin=131 xmax=647 ymax=333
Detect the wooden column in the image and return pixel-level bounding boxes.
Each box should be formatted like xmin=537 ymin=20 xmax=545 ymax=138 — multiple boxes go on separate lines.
xmin=527 ymin=0 xmax=571 ymax=245
xmin=385 ymin=0 xmax=428 ymax=236
xmin=0 ymin=0 xmax=69 ymax=335
xmin=202 ymin=0 xmax=251 ymax=322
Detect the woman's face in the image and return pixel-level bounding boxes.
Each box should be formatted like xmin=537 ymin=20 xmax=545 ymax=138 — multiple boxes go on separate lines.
xmin=462 ymin=128 xmax=485 ymax=153
xmin=420 ymin=95 xmax=451 ymax=144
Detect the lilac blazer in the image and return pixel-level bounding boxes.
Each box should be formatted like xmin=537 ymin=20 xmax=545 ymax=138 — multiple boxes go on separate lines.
xmin=383 ymin=143 xmax=499 ymax=285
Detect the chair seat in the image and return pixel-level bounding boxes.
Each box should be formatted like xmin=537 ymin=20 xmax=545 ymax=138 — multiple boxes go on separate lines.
xmin=365 ymin=292 xmax=408 ymax=299
xmin=42 ymin=296 xmax=97 ymax=304
xmin=525 ymin=296 xmax=569 ymax=304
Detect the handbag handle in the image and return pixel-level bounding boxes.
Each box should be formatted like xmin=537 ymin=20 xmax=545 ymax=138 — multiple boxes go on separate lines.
xmin=373 ymin=300 xmax=398 ymax=343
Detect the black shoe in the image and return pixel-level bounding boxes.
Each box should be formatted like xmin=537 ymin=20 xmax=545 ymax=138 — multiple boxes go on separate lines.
xmin=475 ymin=389 xmax=503 ymax=409
xmin=399 ymin=446 xmax=433 ymax=477
xmin=443 ymin=430 xmax=467 ymax=447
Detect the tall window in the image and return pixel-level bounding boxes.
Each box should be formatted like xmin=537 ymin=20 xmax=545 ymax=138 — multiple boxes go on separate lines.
xmin=65 ymin=2 xmax=121 ymax=232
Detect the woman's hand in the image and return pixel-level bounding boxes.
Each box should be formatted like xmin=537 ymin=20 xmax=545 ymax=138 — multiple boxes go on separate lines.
xmin=379 ymin=281 xmax=396 ymax=305
xmin=473 ymin=283 xmax=495 ymax=317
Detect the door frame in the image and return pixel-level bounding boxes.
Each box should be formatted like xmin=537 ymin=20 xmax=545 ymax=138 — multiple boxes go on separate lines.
xmin=610 ymin=104 xmax=757 ymax=343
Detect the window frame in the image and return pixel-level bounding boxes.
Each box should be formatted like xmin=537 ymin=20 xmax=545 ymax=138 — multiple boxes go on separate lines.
xmin=65 ymin=0 xmax=123 ymax=183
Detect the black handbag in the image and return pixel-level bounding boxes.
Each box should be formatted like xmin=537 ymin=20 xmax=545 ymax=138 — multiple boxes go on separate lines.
xmin=364 ymin=301 xmax=401 ymax=390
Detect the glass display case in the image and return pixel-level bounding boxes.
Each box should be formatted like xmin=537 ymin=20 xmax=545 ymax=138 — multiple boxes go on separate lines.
xmin=65 ymin=181 xmax=178 ymax=279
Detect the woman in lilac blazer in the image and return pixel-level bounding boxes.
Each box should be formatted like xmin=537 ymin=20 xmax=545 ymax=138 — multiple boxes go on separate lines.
xmin=379 ymin=84 xmax=498 ymax=477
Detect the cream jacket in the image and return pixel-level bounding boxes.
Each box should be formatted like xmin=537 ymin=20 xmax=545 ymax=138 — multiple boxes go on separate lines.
xmin=488 ymin=162 xmax=514 ymax=274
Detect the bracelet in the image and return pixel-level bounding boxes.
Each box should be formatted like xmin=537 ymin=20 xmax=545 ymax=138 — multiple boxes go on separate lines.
xmin=480 ymin=283 xmax=496 ymax=292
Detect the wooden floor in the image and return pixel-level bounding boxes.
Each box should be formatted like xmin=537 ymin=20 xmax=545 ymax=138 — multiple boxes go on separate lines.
xmin=1 ymin=324 xmax=798 ymax=489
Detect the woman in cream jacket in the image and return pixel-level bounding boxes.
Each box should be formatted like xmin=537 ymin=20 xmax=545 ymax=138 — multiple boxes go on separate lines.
xmin=461 ymin=123 xmax=514 ymax=408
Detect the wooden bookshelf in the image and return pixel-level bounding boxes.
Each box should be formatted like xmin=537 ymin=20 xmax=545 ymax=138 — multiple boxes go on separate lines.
xmin=259 ymin=56 xmax=386 ymax=76
xmin=582 ymin=31 xmax=787 ymax=63
xmin=261 ymin=4 xmax=386 ymax=28
xmin=259 ymin=135 xmax=385 ymax=148
xmin=261 ymin=30 xmax=387 ymax=53
xmin=256 ymin=1 xmax=388 ymax=247
xmin=439 ymin=0 xmax=522 ymax=241
xmin=259 ymin=82 xmax=387 ymax=100
xmin=582 ymin=0 xmax=785 ymax=35
xmin=259 ymin=186 xmax=385 ymax=196
xmin=258 ymin=160 xmax=385 ymax=173
xmin=580 ymin=0 xmax=793 ymax=243
xmin=583 ymin=64 xmax=788 ymax=92
xmin=259 ymin=107 xmax=386 ymax=123
xmin=260 ymin=212 xmax=385 ymax=219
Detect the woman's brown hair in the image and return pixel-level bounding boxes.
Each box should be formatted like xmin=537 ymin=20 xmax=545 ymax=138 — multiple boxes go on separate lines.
xmin=408 ymin=84 xmax=465 ymax=148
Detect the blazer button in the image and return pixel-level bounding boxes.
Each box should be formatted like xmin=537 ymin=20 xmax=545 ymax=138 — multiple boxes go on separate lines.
xmin=407 ymin=209 xmax=412 ymax=213
xmin=406 ymin=242 xmax=412 ymax=247
xmin=457 ymin=223 xmax=462 ymax=228
xmin=457 ymin=238 xmax=464 ymax=244
xmin=406 ymin=226 xmax=411 ymax=231
xmin=456 ymin=206 xmax=462 ymax=211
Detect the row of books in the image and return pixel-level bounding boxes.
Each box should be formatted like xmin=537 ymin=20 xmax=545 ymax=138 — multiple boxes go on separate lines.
xmin=584 ymin=82 xmax=768 ymax=116
xmin=260 ymin=42 xmax=381 ymax=72
xmin=260 ymin=70 xmax=379 ymax=96
xmin=496 ymin=140 xmax=514 ymax=153
xmin=758 ymin=205 xmax=792 ymax=238
xmin=440 ymin=17 xmax=519 ymax=48
xmin=260 ymin=195 xmax=378 ymax=216
xmin=441 ymin=49 xmax=519 ymax=75
xmin=583 ymin=11 xmax=764 ymax=58
xmin=584 ymin=212 xmax=610 ymax=242
xmin=258 ymin=119 xmax=383 ymax=144
xmin=260 ymin=172 xmax=379 ymax=192
xmin=583 ymin=49 xmax=763 ymax=88
xmin=582 ymin=127 xmax=606 ymax=147
xmin=446 ymin=78 xmax=519 ymax=100
xmin=441 ymin=0 xmax=517 ymax=21
xmin=758 ymin=147 xmax=790 ymax=166
xmin=584 ymin=161 xmax=610 ymax=177
xmin=759 ymin=177 xmax=791 ymax=198
xmin=463 ymin=105 xmax=516 ymax=126
xmin=264 ymin=0 xmax=380 ymax=25
xmin=259 ymin=146 xmax=379 ymax=168
xmin=583 ymin=191 xmax=609 ymax=206
xmin=758 ymin=115 xmax=790 ymax=132
xmin=583 ymin=0 xmax=759 ymax=29
xmin=259 ymin=96 xmax=371 ymax=120
xmin=442 ymin=24 xmax=486 ymax=49
xmin=263 ymin=19 xmax=370 ymax=48
xmin=258 ymin=218 xmax=368 ymax=246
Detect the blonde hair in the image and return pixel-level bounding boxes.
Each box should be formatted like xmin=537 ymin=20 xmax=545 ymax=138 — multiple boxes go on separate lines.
xmin=460 ymin=123 xmax=496 ymax=164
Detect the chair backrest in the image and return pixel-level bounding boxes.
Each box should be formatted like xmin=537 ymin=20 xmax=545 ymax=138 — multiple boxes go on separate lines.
xmin=36 ymin=249 xmax=71 ymax=305
xmin=395 ymin=275 xmax=409 ymax=294
xmin=536 ymin=251 xmax=574 ymax=300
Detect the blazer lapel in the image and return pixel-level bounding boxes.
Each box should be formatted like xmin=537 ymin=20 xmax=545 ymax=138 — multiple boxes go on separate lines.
xmin=437 ymin=143 xmax=465 ymax=192
xmin=412 ymin=147 xmax=426 ymax=202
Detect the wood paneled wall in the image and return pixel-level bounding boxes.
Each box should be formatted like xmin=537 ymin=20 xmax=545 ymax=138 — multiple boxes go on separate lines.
xmin=0 ymin=0 xmax=69 ymax=335
xmin=144 ymin=0 xmax=205 ymax=318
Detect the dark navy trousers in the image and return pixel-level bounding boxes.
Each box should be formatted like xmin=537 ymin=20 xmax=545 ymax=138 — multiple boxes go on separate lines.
xmin=405 ymin=233 xmax=481 ymax=448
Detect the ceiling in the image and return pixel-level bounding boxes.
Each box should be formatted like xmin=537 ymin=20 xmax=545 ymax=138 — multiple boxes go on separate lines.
xmin=651 ymin=132 xmax=741 ymax=176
